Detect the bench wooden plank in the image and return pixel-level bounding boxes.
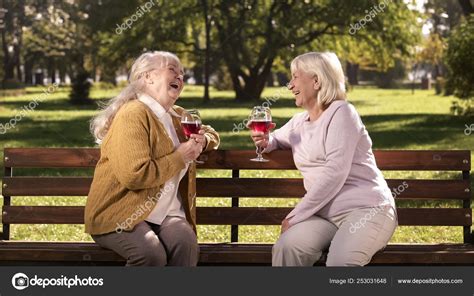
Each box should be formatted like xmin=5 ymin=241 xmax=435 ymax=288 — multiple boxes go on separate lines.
xmin=2 ymin=177 xmax=470 ymax=200
xmin=196 ymin=178 xmax=470 ymax=200
xmin=0 ymin=242 xmax=473 ymax=265
xmin=198 ymin=150 xmax=471 ymax=171
xmin=4 ymin=148 xmax=100 ymax=168
xmin=0 ymin=242 xmax=124 ymax=262
xmin=373 ymin=150 xmax=471 ymax=171
xmin=3 ymin=206 xmax=472 ymax=226
xmin=198 ymin=207 xmax=472 ymax=226
xmin=199 ymin=244 xmax=474 ymax=265
xmin=5 ymin=148 xmax=470 ymax=171
xmin=3 ymin=206 xmax=85 ymax=224
xmin=198 ymin=150 xmax=471 ymax=170
xmin=2 ymin=177 xmax=92 ymax=196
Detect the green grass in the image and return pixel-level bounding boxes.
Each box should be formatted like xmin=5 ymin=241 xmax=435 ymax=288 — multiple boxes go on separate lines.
xmin=0 ymin=85 xmax=473 ymax=243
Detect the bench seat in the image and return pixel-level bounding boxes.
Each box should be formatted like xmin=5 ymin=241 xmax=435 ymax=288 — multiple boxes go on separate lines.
xmin=1 ymin=242 xmax=473 ymax=265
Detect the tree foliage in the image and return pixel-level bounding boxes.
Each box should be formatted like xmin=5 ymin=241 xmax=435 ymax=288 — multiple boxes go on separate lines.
xmin=445 ymin=15 xmax=474 ymax=100
xmin=1 ymin=0 xmax=447 ymax=102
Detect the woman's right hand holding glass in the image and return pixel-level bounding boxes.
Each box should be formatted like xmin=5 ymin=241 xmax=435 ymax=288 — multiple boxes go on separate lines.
xmin=250 ymin=122 xmax=276 ymax=149
xmin=177 ymin=140 xmax=202 ymax=163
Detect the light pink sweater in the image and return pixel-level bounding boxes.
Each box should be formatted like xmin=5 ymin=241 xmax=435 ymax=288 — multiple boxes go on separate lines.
xmin=265 ymin=100 xmax=395 ymax=226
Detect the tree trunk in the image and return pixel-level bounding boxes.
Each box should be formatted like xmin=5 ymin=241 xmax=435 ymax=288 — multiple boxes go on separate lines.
xmin=48 ymin=58 xmax=56 ymax=84
xmin=412 ymin=63 xmax=418 ymax=94
xmin=14 ymin=39 xmax=22 ymax=82
xmin=1 ymin=0 xmax=25 ymax=86
xmin=50 ymin=68 xmax=57 ymax=84
xmin=24 ymin=57 xmax=33 ymax=85
xmin=15 ymin=47 xmax=21 ymax=82
xmin=229 ymin=70 xmax=245 ymax=100
xmin=433 ymin=64 xmax=442 ymax=79
xmin=234 ymin=60 xmax=274 ymax=101
xmin=266 ymin=71 xmax=274 ymax=87
xmin=69 ymin=53 xmax=91 ymax=104
xmin=1 ymin=30 xmax=14 ymax=82
xmin=201 ymin=0 xmax=211 ymax=103
xmin=346 ymin=62 xmax=359 ymax=85
xmin=16 ymin=0 xmax=24 ymax=82
xmin=235 ymin=78 xmax=266 ymax=101
xmin=193 ymin=64 xmax=203 ymax=85
xmin=2 ymin=57 xmax=14 ymax=81
xmin=458 ymin=0 xmax=474 ymax=16
xmin=57 ymin=61 xmax=67 ymax=85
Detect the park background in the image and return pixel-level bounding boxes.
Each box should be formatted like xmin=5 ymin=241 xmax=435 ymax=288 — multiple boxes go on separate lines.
xmin=0 ymin=0 xmax=473 ymax=244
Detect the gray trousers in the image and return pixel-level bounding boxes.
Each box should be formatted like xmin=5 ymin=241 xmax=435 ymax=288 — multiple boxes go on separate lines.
xmin=92 ymin=216 xmax=199 ymax=266
xmin=272 ymin=205 xmax=398 ymax=266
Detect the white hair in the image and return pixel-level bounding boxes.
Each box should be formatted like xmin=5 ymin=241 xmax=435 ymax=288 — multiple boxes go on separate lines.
xmin=291 ymin=52 xmax=346 ymax=109
xmin=90 ymin=51 xmax=182 ymax=143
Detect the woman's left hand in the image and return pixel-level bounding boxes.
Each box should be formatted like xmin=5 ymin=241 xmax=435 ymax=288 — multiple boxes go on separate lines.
xmin=189 ymin=129 xmax=207 ymax=149
xmin=281 ymin=218 xmax=291 ymax=234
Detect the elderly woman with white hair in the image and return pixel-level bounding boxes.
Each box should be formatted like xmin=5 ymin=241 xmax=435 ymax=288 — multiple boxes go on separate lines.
xmin=84 ymin=51 xmax=219 ymax=266
xmin=250 ymin=52 xmax=397 ymax=266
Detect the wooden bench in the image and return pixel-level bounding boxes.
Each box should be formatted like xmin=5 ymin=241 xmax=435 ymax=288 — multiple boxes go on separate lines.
xmin=1 ymin=148 xmax=473 ymax=265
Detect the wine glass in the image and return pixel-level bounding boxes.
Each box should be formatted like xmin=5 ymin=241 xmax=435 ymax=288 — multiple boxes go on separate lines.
xmin=248 ymin=106 xmax=272 ymax=162
xmin=181 ymin=109 xmax=204 ymax=164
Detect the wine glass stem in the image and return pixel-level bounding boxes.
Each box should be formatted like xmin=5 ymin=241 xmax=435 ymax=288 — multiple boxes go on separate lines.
xmin=185 ymin=135 xmax=205 ymax=164
xmin=256 ymin=145 xmax=263 ymax=159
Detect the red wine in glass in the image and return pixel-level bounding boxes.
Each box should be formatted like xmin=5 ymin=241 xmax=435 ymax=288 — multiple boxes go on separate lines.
xmin=181 ymin=109 xmax=204 ymax=164
xmin=182 ymin=122 xmax=202 ymax=138
xmin=249 ymin=120 xmax=271 ymax=133
xmin=248 ymin=106 xmax=272 ymax=162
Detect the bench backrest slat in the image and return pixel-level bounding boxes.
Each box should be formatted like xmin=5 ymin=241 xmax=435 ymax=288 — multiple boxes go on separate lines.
xmin=4 ymin=148 xmax=471 ymax=171
xmin=2 ymin=206 xmax=472 ymax=227
xmin=2 ymin=177 xmax=470 ymax=200
xmin=4 ymin=148 xmax=99 ymax=168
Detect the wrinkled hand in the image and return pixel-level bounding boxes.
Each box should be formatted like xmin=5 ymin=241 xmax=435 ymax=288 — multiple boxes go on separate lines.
xmin=249 ymin=122 xmax=276 ymax=149
xmin=177 ymin=139 xmax=202 ymax=163
xmin=189 ymin=129 xmax=207 ymax=149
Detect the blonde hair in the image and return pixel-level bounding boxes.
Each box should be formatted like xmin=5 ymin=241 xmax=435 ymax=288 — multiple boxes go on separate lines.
xmin=290 ymin=52 xmax=346 ymax=109
xmin=90 ymin=51 xmax=182 ymax=143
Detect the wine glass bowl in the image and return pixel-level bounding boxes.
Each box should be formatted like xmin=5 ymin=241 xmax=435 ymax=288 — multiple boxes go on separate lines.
xmin=181 ymin=109 xmax=204 ymax=164
xmin=248 ymin=106 xmax=272 ymax=162
xmin=249 ymin=120 xmax=271 ymax=133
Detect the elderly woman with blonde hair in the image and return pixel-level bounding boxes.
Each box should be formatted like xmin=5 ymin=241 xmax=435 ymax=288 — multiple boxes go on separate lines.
xmin=84 ymin=51 xmax=219 ymax=266
xmin=250 ymin=52 xmax=397 ymax=266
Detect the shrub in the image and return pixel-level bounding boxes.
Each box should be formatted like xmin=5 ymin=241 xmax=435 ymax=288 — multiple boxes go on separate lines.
xmin=2 ymin=78 xmax=25 ymax=89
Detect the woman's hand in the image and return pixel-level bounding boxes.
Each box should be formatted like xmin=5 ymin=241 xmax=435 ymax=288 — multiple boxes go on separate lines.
xmin=280 ymin=218 xmax=291 ymax=234
xmin=249 ymin=122 xmax=276 ymax=149
xmin=177 ymin=140 xmax=202 ymax=163
xmin=189 ymin=129 xmax=207 ymax=149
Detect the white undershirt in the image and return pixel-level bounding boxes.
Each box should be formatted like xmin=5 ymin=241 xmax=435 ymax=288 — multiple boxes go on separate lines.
xmin=138 ymin=93 xmax=188 ymax=225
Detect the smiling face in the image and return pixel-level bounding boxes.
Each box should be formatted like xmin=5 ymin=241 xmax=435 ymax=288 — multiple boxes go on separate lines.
xmin=144 ymin=60 xmax=184 ymax=109
xmin=287 ymin=68 xmax=320 ymax=110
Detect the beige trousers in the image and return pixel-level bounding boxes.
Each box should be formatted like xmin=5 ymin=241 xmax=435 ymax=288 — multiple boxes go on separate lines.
xmin=272 ymin=205 xmax=397 ymax=266
xmin=92 ymin=216 xmax=199 ymax=266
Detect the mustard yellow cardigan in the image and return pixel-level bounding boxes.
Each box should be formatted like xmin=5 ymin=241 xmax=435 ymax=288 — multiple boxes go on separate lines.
xmin=84 ymin=100 xmax=219 ymax=235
